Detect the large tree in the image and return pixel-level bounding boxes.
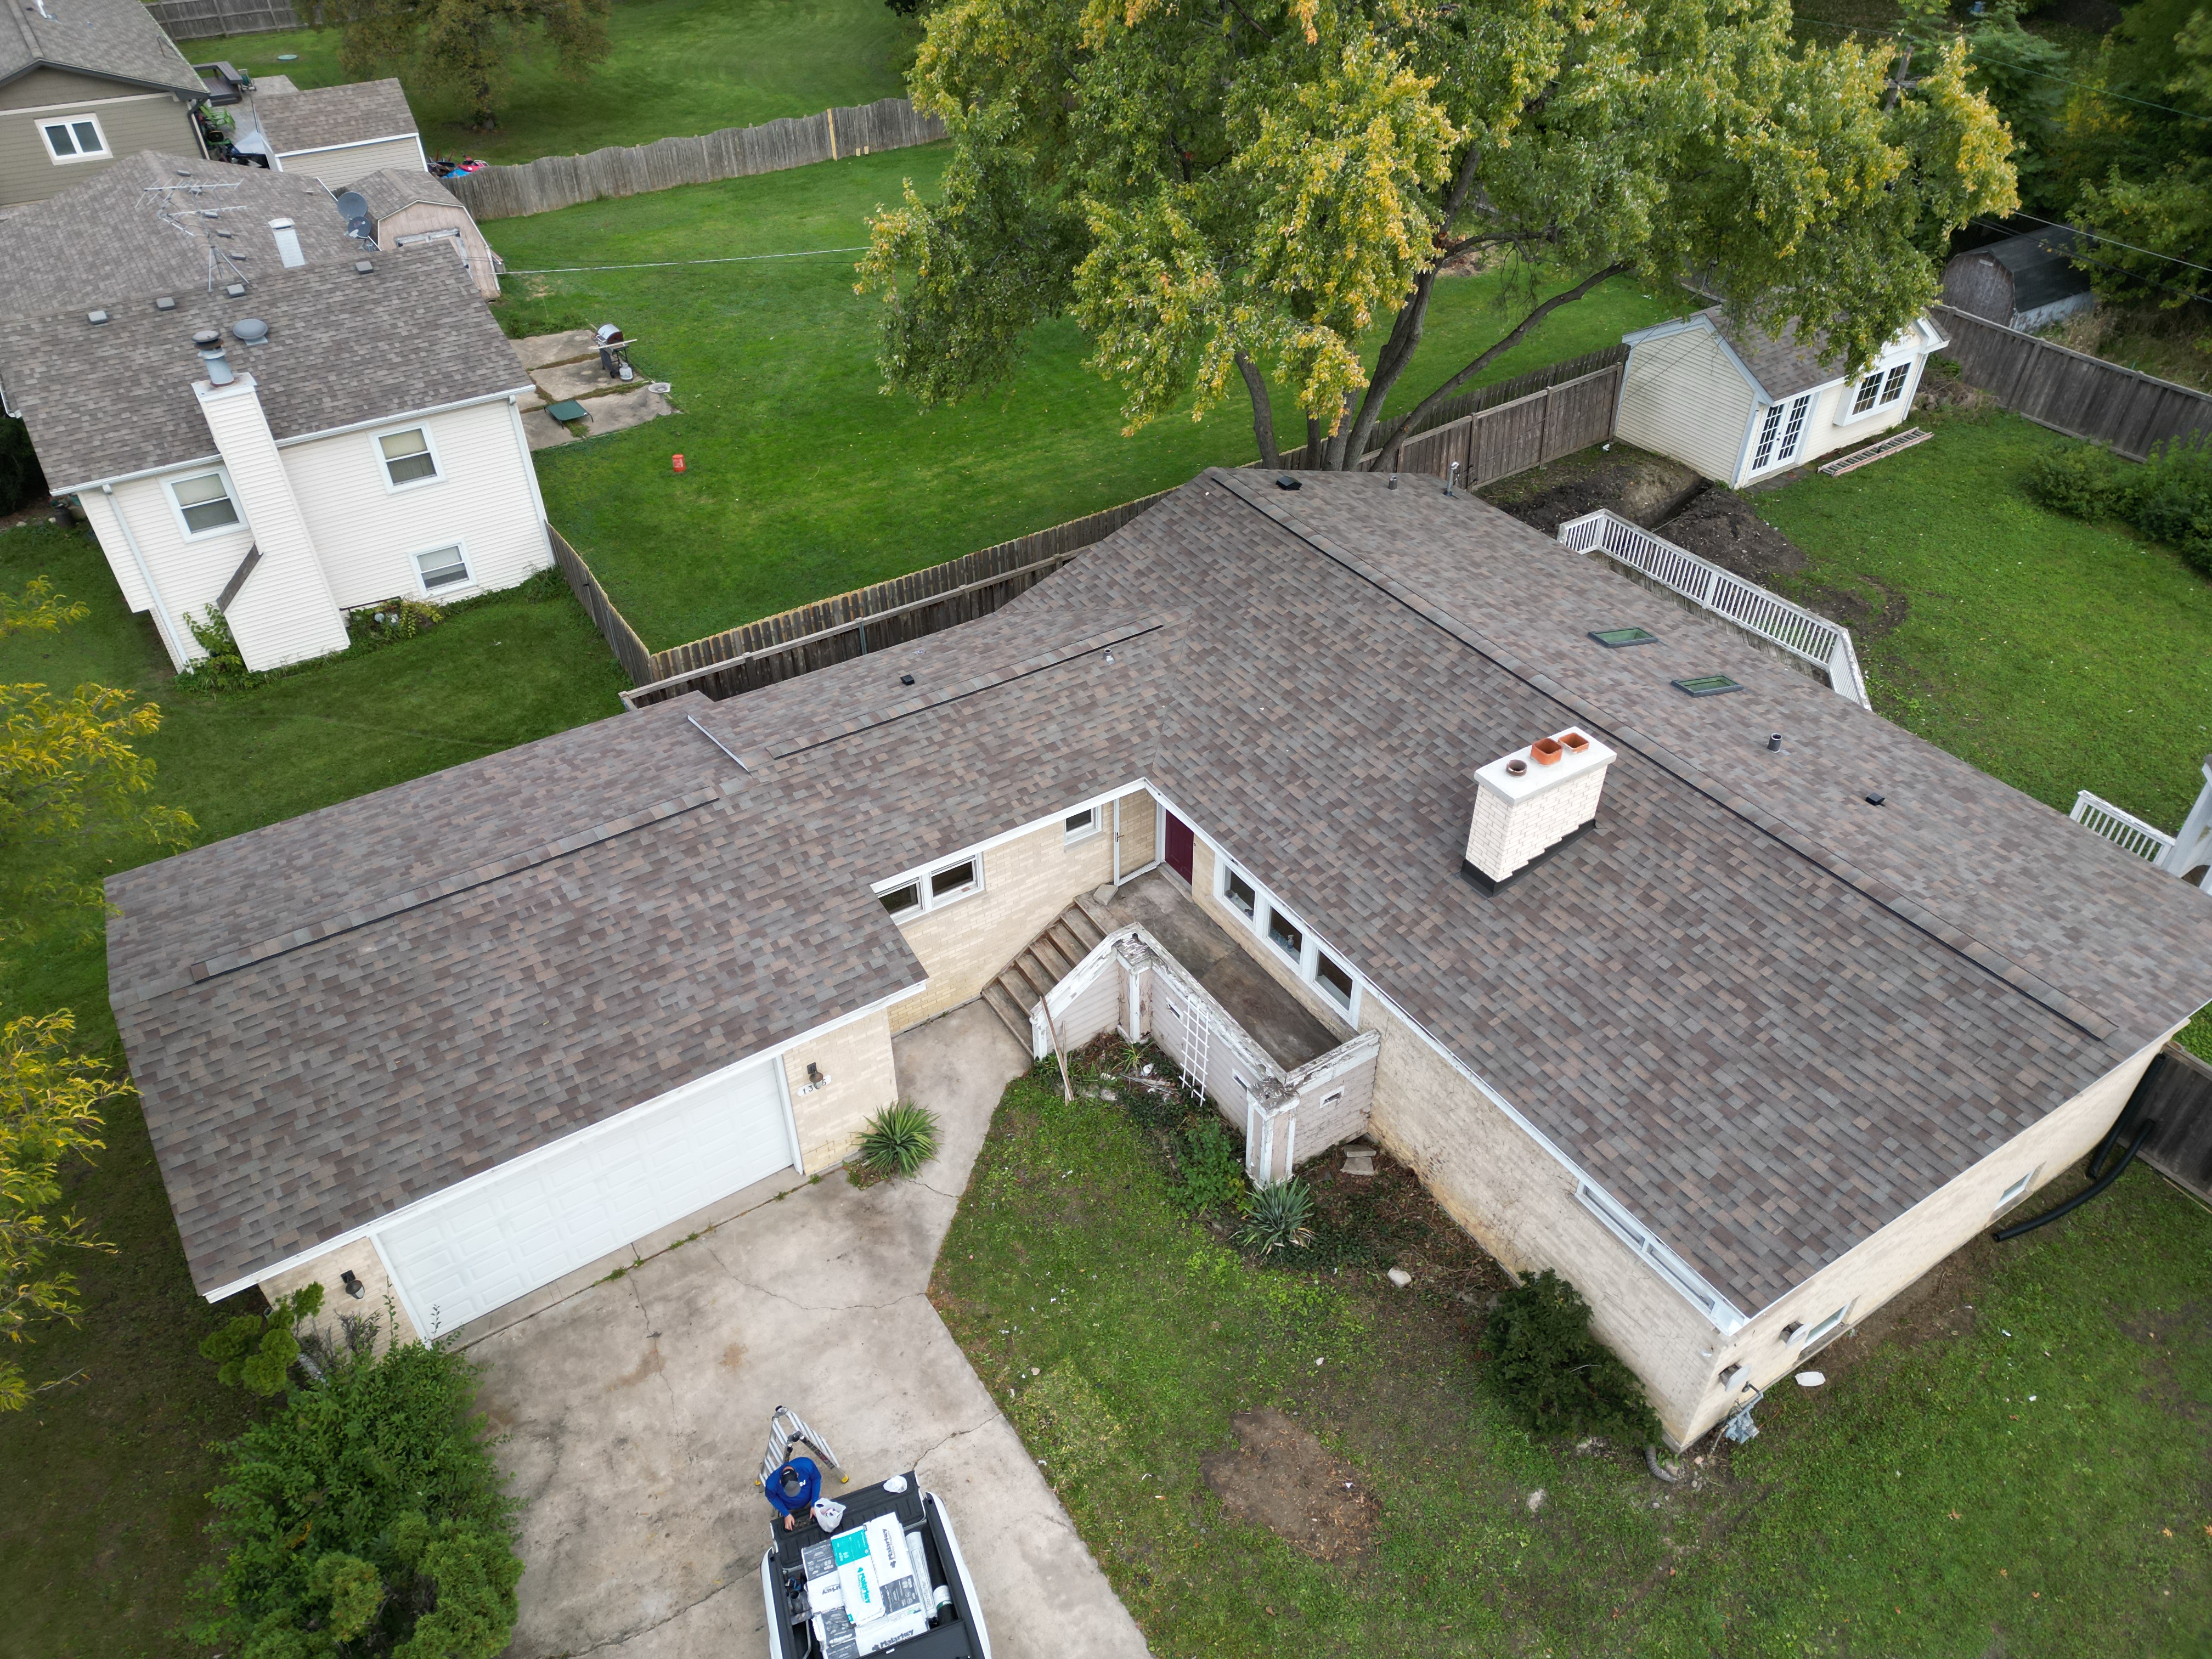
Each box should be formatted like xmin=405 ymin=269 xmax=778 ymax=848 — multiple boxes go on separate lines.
xmin=319 ymin=0 xmax=611 ymax=132
xmin=859 ymin=0 xmax=2017 ymax=469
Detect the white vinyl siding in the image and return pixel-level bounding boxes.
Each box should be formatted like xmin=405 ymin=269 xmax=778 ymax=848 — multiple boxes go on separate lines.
xmin=1613 ymin=326 xmax=1760 ymax=484
xmin=273 ymin=132 xmax=429 ymax=188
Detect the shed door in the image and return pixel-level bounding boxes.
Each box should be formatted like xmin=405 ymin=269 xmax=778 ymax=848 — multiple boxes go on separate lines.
xmin=376 ymin=1057 xmax=793 ymax=1335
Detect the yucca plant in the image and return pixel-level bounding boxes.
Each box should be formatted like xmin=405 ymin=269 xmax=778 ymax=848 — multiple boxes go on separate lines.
xmin=1235 ymin=1177 xmax=1317 ymax=1255
xmin=855 ymin=1101 xmax=940 ymax=1180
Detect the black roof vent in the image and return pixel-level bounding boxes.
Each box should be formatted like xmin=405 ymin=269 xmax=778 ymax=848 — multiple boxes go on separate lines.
xmin=1274 ymin=474 xmax=1301 ymax=490
xmin=899 ymin=673 xmax=915 ymax=686
xmin=1864 ymin=793 xmax=1887 ymax=806
xmin=232 ymin=318 xmax=269 ymax=346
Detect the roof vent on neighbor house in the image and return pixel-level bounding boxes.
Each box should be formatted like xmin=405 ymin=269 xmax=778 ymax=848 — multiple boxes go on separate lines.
xmin=232 ymin=317 xmax=269 ymax=346
xmin=86 ymin=309 xmax=107 ymax=325
xmin=1463 ymin=726 xmax=1617 ymax=891
xmin=193 ymin=328 xmax=235 ymax=387
xmin=154 ymin=296 xmax=176 ymax=311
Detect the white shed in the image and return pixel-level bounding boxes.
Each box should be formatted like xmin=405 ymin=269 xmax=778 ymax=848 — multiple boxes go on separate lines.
xmin=1615 ymin=306 xmax=1945 ymax=488
xmin=237 ymin=78 xmax=427 ymax=188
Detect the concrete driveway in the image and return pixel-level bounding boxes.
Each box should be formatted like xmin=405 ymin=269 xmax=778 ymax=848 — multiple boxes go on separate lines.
xmin=469 ymin=1002 xmax=1151 ymax=1659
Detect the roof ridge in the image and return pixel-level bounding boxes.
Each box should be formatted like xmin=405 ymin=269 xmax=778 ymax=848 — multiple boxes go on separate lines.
xmin=1207 ymin=468 xmax=2115 ymax=1043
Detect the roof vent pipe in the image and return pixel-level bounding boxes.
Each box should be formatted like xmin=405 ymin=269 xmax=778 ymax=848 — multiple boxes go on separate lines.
xmin=194 ymin=329 xmax=235 ymax=387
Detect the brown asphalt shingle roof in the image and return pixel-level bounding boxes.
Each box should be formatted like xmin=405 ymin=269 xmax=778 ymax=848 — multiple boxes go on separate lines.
xmin=0 ymin=0 xmax=205 ymax=95
xmin=110 ymin=472 xmax=2212 ymax=1312
xmin=255 ymin=78 xmax=416 ymax=156
xmin=1703 ymin=305 xmax=1848 ymax=399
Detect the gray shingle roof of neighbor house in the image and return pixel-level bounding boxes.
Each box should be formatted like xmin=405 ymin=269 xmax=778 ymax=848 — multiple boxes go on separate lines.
xmin=107 ymin=470 xmax=2212 ymax=1311
xmin=0 ymin=246 xmax=528 ymax=487
xmin=253 ymin=78 xmax=417 ymax=156
xmin=0 ymin=151 xmax=360 ymax=315
xmin=352 ymin=165 xmax=464 ymax=219
xmin=0 ymin=0 xmax=206 ymax=95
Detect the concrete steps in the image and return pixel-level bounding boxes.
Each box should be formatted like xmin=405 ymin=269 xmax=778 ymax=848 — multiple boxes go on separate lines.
xmin=982 ymin=893 xmax=1118 ymax=1051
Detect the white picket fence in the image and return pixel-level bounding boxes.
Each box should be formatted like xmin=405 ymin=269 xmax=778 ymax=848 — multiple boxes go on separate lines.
xmin=2069 ymin=791 xmax=2177 ymax=864
xmin=1557 ymin=509 xmax=1872 ymax=709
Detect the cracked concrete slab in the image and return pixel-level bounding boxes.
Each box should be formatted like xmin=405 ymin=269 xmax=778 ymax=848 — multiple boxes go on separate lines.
xmin=470 ymin=1001 xmax=1153 ymax=1659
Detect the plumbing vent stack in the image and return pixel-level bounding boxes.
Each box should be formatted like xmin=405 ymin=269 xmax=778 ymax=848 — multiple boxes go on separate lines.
xmin=1464 ymin=727 xmax=1616 ymax=887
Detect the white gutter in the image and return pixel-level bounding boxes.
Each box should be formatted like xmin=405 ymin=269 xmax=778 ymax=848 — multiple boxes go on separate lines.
xmin=275 ymin=130 xmax=422 ymax=157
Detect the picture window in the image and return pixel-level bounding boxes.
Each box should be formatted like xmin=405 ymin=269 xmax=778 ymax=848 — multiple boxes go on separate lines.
xmin=1224 ymin=870 xmax=1256 ymax=919
xmin=171 ymin=472 xmax=239 ymax=536
xmin=379 ymin=427 xmax=439 ymax=486
xmin=1265 ymin=907 xmax=1302 ymax=961
xmin=413 ymin=544 xmax=470 ymax=592
xmin=39 ymin=116 xmax=108 ymax=162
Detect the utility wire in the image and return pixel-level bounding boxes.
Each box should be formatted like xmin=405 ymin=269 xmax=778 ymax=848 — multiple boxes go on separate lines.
xmin=1979 ymin=207 xmax=2212 ymax=280
xmin=1967 ymin=217 xmax=2212 ymax=304
xmin=501 ymin=244 xmax=871 ymax=275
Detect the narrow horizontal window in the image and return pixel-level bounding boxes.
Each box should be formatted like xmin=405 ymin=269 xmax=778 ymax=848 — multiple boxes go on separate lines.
xmin=172 ymin=472 xmax=239 ymax=535
xmin=1577 ymin=1181 xmax=1648 ymax=1251
xmin=1314 ymin=950 xmax=1354 ymax=1010
xmin=930 ymin=860 xmax=977 ymax=901
xmin=1994 ymin=1166 xmax=2039 ymax=1217
xmin=1064 ymin=807 xmax=1096 ymax=842
xmin=1796 ymin=1304 xmax=1849 ymax=1350
xmin=380 ymin=427 xmax=439 ymax=486
xmin=1224 ymin=870 xmax=1256 ymax=919
xmin=1649 ymin=1247 xmax=1718 ymax=1312
xmin=1265 ymin=907 xmax=1302 ymax=961
xmin=879 ymin=882 xmax=921 ymax=920
xmin=414 ymin=545 xmax=470 ymax=591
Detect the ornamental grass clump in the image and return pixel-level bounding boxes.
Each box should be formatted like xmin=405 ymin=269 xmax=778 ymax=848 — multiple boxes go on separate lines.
xmin=1235 ymin=1177 xmax=1318 ymax=1255
xmin=855 ymin=1101 xmax=940 ymax=1180
xmin=1486 ymin=1268 xmax=1661 ymax=1444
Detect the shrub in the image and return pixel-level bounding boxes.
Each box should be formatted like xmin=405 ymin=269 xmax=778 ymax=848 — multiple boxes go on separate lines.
xmin=855 ymin=1101 xmax=940 ymax=1180
xmin=1172 ymin=1118 xmax=1245 ymax=1216
xmin=346 ymin=597 xmax=446 ymax=649
xmin=1235 ymin=1177 xmax=1317 ymax=1255
xmin=199 ymin=1282 xmax=325 ymax=1396
xmin=197 ymin=1338 xmax=521 ymax=1658
xmin=176 ymin=603 xmax=257 ymax=690
xmin=2026 ymin=442 xmax=2128 ymax=519
xmin=1486 ymin=1269 xmax=1662 ymax=1444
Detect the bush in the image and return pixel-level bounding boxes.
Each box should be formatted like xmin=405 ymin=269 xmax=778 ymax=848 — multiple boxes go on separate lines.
xmin=346 ymin=597 xmax=446 ymax=650
xmin=1486 ymin=1269 xmax=1661 ymax=1444
xmin=2029 ymin=437 xmax=2212 ymax=572
xmin=855 ymin=1101 xmax=940 ymax=1180
xmin=176 ymin=602 xmax=256 ymax=690
xmin=1172 ymin=1118 xmax=1245 ymax=1216
xmin=197 ymin=1337 xmax=521 ymax=1658
xmin=2026 ymin=442 xmax=2128 ymax=519
xmin=1235 ymin=1177 xmax=1317 ymax=1255
xmin=0 ymin=413 xmax=45 ymax=515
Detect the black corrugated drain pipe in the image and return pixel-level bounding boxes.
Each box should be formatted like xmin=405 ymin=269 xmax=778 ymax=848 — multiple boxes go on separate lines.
xmin=1991 ymin=1110 xmax=2157 ymax=1243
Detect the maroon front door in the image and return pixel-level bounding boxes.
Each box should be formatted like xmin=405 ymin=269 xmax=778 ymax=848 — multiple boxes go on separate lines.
xmin=1165 ymin=812 xmax=1194 ymax=883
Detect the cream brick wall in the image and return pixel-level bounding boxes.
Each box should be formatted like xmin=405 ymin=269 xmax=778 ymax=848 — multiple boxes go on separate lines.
xmin=782 ymin=1005 xmax=901 ymax=1171
xmin=1188 ymin=840 xmax=1363 ymax=1044
xmin=261 ymin=1237 xmax=422 ymax=1351
xmin=887 ymin=787 xmax=1149 ymax=1031
xmin=1678 ymin=1025 xmax=2177 ymax=1442
xmin=1116 ymin=793 xmax=1158 ymax=873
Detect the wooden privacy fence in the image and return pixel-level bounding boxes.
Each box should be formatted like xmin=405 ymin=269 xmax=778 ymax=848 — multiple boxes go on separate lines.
xmin=546 ymin=524 xmax=652 ymax=686
xmin=448 ymin=99 xmax=945 ymax=222
xmin=1392 ymin=360 xmax=1623 ymax=487
xmin=1932 ymin=304 xmax=2212 ymax=461
xmin=619 ymin=492 xmax=1170 ymax=709
xmin=149 ymin=0 xmax=302 ymax=38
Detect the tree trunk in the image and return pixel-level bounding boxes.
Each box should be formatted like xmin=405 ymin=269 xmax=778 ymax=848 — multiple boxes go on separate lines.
xmin=1237 ymin=351 xmax=1280 ymax=472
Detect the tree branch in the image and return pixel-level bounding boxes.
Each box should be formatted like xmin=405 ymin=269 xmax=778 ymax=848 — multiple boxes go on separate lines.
xmin=1236 ymin=350 xmax=1281 ymax=471
xmin=1364 ymin=261 xmax=1629 ymax=473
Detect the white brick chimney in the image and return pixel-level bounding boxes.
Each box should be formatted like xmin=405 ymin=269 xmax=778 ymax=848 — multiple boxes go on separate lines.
xmin=1464 ymin=726 xmax=1617 ymax=889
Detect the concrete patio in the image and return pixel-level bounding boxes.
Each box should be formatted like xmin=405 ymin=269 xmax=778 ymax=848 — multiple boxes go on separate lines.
xmin=465 ymin=1001 xmax=1152 ymax=1659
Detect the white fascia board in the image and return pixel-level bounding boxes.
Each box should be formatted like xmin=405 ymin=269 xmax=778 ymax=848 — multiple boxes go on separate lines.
xmin=1701 ymin=318 xmax=1775 ymax=407
xmin=275 ymin=131 xmax=422 ymax=158
xmin=1149 ymin=778 xmax=1748 ymax=1335
xmin=50 ymin=452 xmax=225 ymax=496
xmin=1619 ymin=315 xmax=1709 ymax=349
xmin=868 ymin=777 xmax=1150 ymax=895
xmin=199 ymin=980 xmax=925 ymax=1303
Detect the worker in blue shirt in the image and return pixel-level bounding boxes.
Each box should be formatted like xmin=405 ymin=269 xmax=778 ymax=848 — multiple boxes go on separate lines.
xmin=766 ymin=1456 xmax=821 ymax=1531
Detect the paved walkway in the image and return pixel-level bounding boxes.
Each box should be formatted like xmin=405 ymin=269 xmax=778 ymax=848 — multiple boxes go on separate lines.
xmin=470 ymin=1002 xmax=1152 ymax=1659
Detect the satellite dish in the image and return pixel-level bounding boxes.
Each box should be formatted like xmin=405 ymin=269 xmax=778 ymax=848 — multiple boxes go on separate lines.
xmin=333 ymin=190 xmax=373 ymax=240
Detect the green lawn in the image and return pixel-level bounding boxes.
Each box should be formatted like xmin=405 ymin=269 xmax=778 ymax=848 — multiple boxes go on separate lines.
xmin=1753 ymin=406 xmax=2212 ymax=835
xmin=188 ymin=0 xmax=917 ymax=165
xmin=0 ymin=522 xmax=628 ymax=1659
xmin=488 ymin=149 xmax=1689 ymax=650
xmin=938 ymin=1061 xmax=2212 ymax=1658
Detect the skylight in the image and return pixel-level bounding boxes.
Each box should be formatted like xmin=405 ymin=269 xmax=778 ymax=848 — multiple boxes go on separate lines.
xmin=1672 ymin=674 xmax=1745 ymax=697
xmin=1588 ymin=626 xmax=1659 ymax=648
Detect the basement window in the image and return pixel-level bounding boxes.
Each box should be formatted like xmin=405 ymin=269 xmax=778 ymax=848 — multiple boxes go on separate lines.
xmin=1994 ymin=1165 xmax=2040 ymax=1217
xmin=170 ymin=471 xmax=240 ymax=537
xmin=1314 ymin=950 xmax=1355 ymax=1012
xmin=1064 ymin=806 xmax=1098 ymax=844
xmin=378 ymin=427 xmax=441 ymax=488
xmin=1672 ymin=674 xmax=1743 ymax=698
xmin=1265 ymin=906 xmax=1303 ymax=962
xmin=1795 ymin=1304 xmax=1850 ymax=1351
xmin=39 ymin=115 xmax=109 ymax=162
xmin=413 ymin=544 xmax=471 ymax=592
xmin=1223 ymin=868 xmax=1257 ymax=919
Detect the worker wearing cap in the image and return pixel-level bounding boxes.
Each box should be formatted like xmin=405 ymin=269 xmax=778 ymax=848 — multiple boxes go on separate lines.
xmin=765 ymin=1456 xmax=821 ymax=1531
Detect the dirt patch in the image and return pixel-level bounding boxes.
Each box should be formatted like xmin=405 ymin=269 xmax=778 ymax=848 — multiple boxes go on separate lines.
xmin=1200 ymin=1408 xmax=1379 ymax=1562
xmin=1650 ymin=489 xmax=1808 ymax=584
xmin=1480 ymin=443 xmax=1707 ymax=537
xmin=1301 ymin=1143 xmax=1514 ymax=1309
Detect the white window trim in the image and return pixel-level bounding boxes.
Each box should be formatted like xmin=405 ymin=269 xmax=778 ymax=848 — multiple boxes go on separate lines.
xmin=38 ymin=112 xmax=110 ymax=163
xmin=1212 ymin=854 xmax=1361 ymax=1023
xmin=163 ymin=467 xmax=245 ymax=543
xmin=1836 ymin=353 xmax=1920 ymax=427
xmin=1794 ymin=1302 xmax=1852 ymax=1351
xmin=1994 ymin=1165 xmax=2041 ymax=1218
xmin=1063 ymin=806 xmax=1100 ymax=845
xmin=373 ymin=422 xmax=445 ymax=493
xmin=408 ymin=538 xmax=475 ymax=600
xmin=875 ymin=851 xmax=985 ymax=923
xmin=1577 ymin=1180 xmax=1725 ymax=1317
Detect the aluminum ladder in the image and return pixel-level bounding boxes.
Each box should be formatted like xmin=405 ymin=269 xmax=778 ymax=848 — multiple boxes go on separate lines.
xmin=758 ymin=1405 xmax=847 ymax=1489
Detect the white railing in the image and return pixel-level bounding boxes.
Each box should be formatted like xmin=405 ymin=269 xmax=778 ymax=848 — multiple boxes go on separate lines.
xmin=2070 ymin=791 xmax=2177 ymax=864
xmin=1558 ymin=509 xmax=1872 ymax=710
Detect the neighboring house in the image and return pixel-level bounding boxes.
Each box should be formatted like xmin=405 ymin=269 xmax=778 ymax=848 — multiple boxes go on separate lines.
xmin=1942 ymin=225 xmax=2096 ymax=333
xmin=0 ymin=0 xmax=207 ymax=204
xmin=1615 ymin=306 xmax=1945 ymax=487
xmin=353 ymin=166 xmax=500 ymax=298
xmin=232 ymin=77 xmax=426 ymax=186
xmin=0 ymin=247 xmax=546 ymax=672
xmin=108 ymin=469 xmax=2212 ymax=1447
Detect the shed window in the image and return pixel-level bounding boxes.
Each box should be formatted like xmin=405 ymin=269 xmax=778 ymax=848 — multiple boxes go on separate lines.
xmin=1265 ymin=907 xmax=1302 ymax=961
xmin=1224 ymin=869 xmax=1256 ymax=919
xmin=1064 ymin=806 xmax=1097 ymax=843
xmin=39 ymin=116 xmax=108 ymax=162
xmin=379 ymin=427 xmax=439 ymax=486
xmin=1314 ymin=950 xmax=1355 ymax=1011
xmin=414 ymin=544 xmax=471 ymax=591
xmin=1851 ymin=362 xmax=1914 ymax=417
xmin=171 ymin=472 xmax=240 ymax=535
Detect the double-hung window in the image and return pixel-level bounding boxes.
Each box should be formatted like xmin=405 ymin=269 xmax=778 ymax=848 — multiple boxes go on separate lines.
xmin=171 ymin=472 xmax=240 ymax=537
xmin=39 ymin=115 xmax=108 ymax=163
xmin=379 ymin=427 xmax=441 ymax=487
xmin=878 ymin=854 xmax=983 ymax=922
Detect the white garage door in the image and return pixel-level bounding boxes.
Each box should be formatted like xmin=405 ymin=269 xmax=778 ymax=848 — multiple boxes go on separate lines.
xmin=377 ymin=1057 xmax=793 ymax=1335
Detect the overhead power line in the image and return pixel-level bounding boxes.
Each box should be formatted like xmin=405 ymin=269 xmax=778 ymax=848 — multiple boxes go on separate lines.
xmin=501 ymin=245 xmax=871 ymax=275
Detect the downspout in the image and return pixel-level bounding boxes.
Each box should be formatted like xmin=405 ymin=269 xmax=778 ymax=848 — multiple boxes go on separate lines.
xmin=1112 ymin=795 xmax=1122 ymax=886
xmin=101 ymin=484 xmax=192 ymax=668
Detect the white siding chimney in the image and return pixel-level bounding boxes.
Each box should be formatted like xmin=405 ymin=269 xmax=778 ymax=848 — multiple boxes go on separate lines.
xmin=194 ymin=371 xmax=349 ymax=671
xmin=1464 ymin=726 xmax=1617 ymax=889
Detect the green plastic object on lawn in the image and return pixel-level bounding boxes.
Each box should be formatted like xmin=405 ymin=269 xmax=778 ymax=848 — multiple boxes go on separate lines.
xmin=545 ymin=399 xmax=589 ymax=423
